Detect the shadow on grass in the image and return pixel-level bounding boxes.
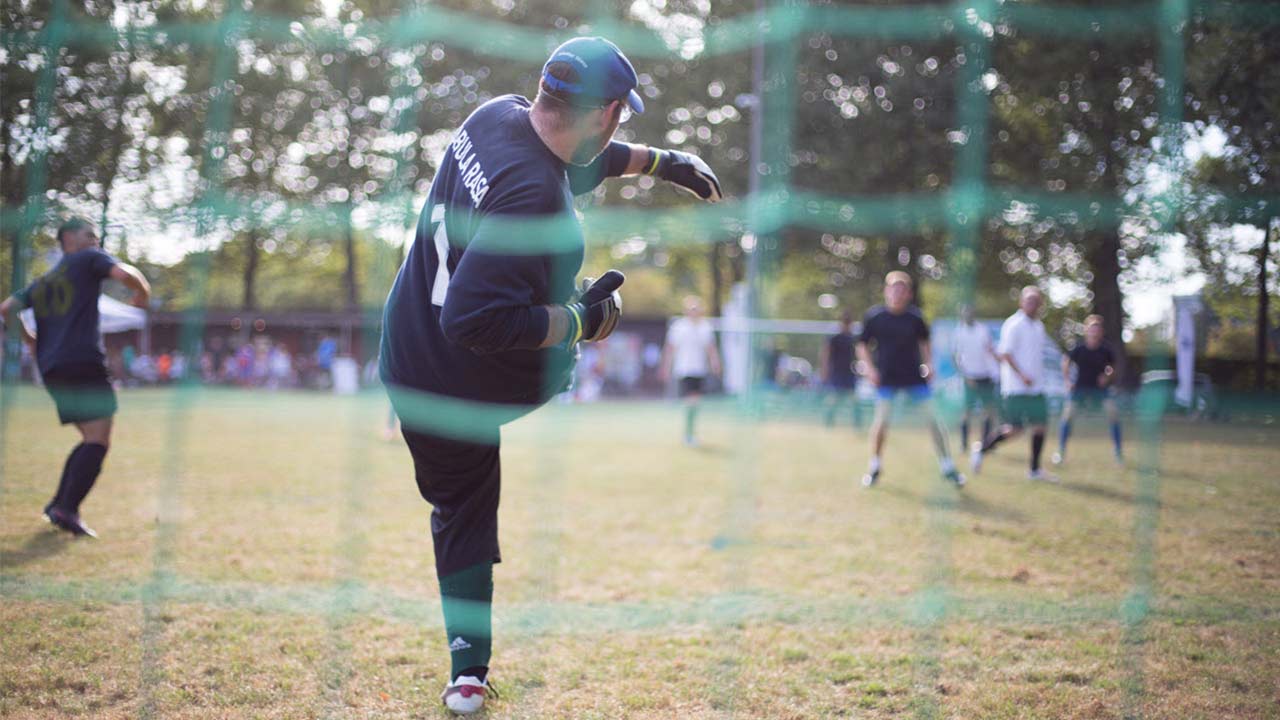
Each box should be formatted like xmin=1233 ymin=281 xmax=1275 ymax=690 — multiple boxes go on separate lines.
xmin=1155 ymin=465 xmax=1218 ymax=485
xmin=1056 ymin=480 xmax=1139 ymax=506
xmin=1 ymin=529 xmax=72 ymax=568
xmin=951 ymin=492 xmax=1030 ymax=524
xmin=877 ymin=484 xmax=1029 ymax=525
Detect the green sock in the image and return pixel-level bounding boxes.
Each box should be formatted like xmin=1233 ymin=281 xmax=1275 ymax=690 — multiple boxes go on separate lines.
xmin=439 ymin=561 xmax=493 ymax=681
xmin=685 ymin=405 xmax=697 ymax=439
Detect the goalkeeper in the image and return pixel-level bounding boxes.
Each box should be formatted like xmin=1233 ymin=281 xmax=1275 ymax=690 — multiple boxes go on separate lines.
xmin=379 ymin=36 xmax=721 ymax=715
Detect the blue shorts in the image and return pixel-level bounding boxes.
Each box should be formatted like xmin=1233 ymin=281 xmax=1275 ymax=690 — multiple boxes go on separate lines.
xmin=1070 ymin=386 xmax=1115 ymax=410
xmin=876 ymin=384 xmax=931 ymax=403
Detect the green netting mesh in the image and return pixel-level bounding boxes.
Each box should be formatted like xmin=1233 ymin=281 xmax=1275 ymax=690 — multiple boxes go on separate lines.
xmin=2 ymin=1 xmax=1278 ymax=718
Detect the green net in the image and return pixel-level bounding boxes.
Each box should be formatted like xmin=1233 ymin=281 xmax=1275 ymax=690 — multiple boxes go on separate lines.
xmin=3 ymin=1 xmax=1279 ymax=718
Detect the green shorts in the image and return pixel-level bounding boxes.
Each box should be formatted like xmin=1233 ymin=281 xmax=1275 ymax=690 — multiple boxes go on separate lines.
xmin=1002 ymin=393 xmax=1048 ymax=427
xmin=962 ymin=378 xmax=997 ymax=411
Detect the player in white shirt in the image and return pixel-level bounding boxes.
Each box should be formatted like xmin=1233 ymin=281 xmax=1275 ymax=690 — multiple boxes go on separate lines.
xmin=952 ymin=304 xmax=1000 ymax=451
xmin=971 ymin=286 xmax=1055 ymax=481
xmin=660 ymin=296 xmax=721 ymax=446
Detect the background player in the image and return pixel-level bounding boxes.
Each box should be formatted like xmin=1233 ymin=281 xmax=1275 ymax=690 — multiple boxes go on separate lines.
xmin=1055 ymin=314 xmax=1123 ymax=464
xmin=660 ymin=295 xmax=721 ymax=446
xmin=379 ymin=37 xmax=721 ymax=715
xmin=819 ymin=310 xmax=862 ymax=428
xmin=971 ymin=286 xmax=1053 ymax=481
xmin=0 ymin=217 xmax=151 ymax=537
xmin=952 ymin=304 xmax=1000 ymax=450
xmin=855 ymin=272 xmax=964 ymax=488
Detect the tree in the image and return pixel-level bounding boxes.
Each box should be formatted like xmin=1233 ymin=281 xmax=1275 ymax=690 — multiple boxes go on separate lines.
xmin=1184 ymin=13 xmax=1280 ymax=389
xmin=990 ymin=9 xmax=1163 ymax=358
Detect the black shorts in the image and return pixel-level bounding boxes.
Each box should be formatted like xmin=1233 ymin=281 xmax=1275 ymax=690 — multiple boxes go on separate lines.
xmin=678 ymin=376 xmax=707 ymax=397
xmin=828 ymin=374 xmax=857 ymax=391
xmin=400 ymin=424 xmax=503 ymax=577
xmin=43 ymin=363 xmax=117 ymax=425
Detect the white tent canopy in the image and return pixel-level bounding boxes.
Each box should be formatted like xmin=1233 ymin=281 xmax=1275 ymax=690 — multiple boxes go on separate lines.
xmin=20 ymin=294 xmax=147 ymax=335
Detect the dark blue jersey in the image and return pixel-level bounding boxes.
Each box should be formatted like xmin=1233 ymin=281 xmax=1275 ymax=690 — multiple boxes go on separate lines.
xmin=827 ymin=331 xmax=857 ymax=386
xmin=380 ymin=94 xmax=628 ymax=407
xmin=15 ymin=248 xmax=117 ymax=375
xmin=1068 ymin=341 xmax=1115 ymax=389
xmin=860 ymin=304 xmax=929 ymax=387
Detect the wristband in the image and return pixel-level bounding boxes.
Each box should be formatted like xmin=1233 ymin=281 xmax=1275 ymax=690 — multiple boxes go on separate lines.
xmin=561 ymin=303 xmax=585 ymax=350
xmin=644 ymin=148 xmax=664 ymax=176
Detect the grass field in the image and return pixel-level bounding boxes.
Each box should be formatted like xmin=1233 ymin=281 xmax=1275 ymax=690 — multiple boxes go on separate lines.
xmin=1 ymin=386 xmax=1278 ymax=719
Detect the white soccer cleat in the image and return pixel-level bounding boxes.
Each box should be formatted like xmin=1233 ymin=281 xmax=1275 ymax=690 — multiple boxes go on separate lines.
xmin=969 ymin=444 xmax=984 ymax=473
xmin=1027 ymin=469 xmax=1059 ymax=484
xmin=441 ymin=675 xmax=494 ymax=715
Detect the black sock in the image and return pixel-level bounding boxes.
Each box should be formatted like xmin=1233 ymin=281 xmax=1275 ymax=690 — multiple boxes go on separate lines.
xmin=440 ymin=561 xmax=493 ymax=682
xmin=982 ymin=430 xmax=1007 ymax=453
xmin=64 ymin=443 xmax=107 ymax=513
xmin=960 ymin=420 xmax=969 ymax=449
xmin=51 ymin=443 xmax=86 ymax=511
xmin=982 ymin=418 xmax=992 ymax=444
xmin=1031 ymin=431 xmax=1045 ymax=471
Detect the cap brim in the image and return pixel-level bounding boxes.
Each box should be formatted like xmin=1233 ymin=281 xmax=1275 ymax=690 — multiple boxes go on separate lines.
xmin=626 ymin=89 xmax=645 ymax=115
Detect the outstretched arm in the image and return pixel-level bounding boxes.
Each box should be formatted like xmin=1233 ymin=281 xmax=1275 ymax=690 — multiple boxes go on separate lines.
xmin=569 ymin=141 xmax=723 ymax=202
xmin=0 ymin=295 xmax=35 ymax=344
xmin=0 ymin=295 xmax=17 ymax=326
xmin=109 ymin=262 xmax=152 ymax=308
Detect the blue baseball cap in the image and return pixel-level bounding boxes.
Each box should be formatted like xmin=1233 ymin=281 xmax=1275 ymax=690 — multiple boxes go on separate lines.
xmin=541 ymin=36 xmax=645 ymax=115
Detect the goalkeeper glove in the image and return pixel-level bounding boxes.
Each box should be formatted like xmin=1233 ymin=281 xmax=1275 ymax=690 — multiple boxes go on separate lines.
xmin=562 ymin=269 xmax=624 ymax=348
xmin=646 ymin=148 xmax=723 ymax=202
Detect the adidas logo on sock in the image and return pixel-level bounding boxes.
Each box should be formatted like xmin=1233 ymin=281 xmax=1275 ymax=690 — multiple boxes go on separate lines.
xmin=449 ymin=636 xmax=472 ymax=651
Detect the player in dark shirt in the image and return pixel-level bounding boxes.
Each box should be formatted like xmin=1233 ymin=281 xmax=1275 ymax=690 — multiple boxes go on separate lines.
xmin=0 ymin=218 xmax=151 ymax=538
xmin=379 ymin=37 xmax=721 ymax=714
xmin=1054 ymin=314 xmax=1122 ymax=464
xmin=818 ymin=311 xmax=862 ymax=428
xmin=854 ymin=272 xmax=963 ymax=488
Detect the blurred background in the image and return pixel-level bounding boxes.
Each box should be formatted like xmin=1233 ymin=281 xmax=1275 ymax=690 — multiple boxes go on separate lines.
xmin=1 ymin=0 xmax=1276 ymax=402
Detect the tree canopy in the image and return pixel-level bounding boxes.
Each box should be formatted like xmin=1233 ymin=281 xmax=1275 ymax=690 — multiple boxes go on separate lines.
xmin=3 ymin=0 xmax=1276 ymax=376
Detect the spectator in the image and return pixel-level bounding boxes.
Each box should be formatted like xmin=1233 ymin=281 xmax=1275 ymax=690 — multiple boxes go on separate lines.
xmin=171 ymin=351 xmax=187 ymax=382
xmin=208 ymin=336 xmax=230 ymax=383
xmin=199 ymin=351 xmax=215 ymax=383
xmin=235 ymin=343 xmax=254 ymax=386
xmin=156 ymin=350 xmax=172 ymax=383
xmin=221 ymin=352 xmax=238 ymax=383
xmin=121 ymin=344 xmax=136 ymax=383
xmin=252 ymin=339 xmax=270 ymax=386
xmin=130 ymin=353 xmax=157 ymax=383
xmin=316 ymin=335 xmax=337 ymax=372
xmin=268 ymin=343 xmax=293 ymax=389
